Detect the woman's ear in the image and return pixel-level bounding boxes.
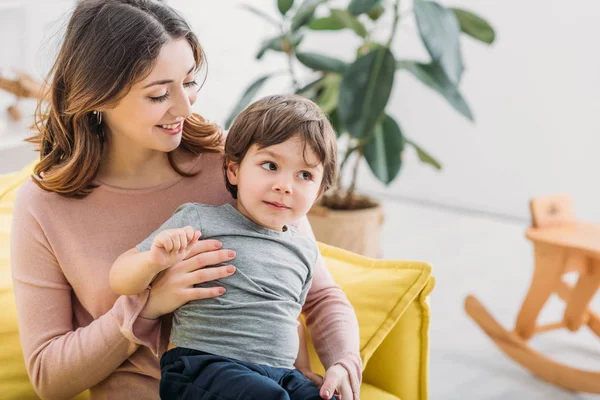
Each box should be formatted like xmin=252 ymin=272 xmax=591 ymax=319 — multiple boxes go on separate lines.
xmin=226 ymin=160 xmax=239 ymax=185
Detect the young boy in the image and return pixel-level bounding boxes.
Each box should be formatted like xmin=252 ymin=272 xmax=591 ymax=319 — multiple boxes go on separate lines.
xmin=110 ymin=94 xmax=338 ymax=399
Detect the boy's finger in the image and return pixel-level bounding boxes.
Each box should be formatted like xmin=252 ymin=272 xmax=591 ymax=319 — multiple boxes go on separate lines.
xmin=164 ymin=238 xmax=173 ymax=252
xmin=185 ymin=231 xmax=201 ymax=251
xmin=183 ymin=226 xmax=195 ymax=241
xmin=179 ymin=233 xmax=188 ymax=251
xmin=172 ymin=234 xmax=181 ymax=252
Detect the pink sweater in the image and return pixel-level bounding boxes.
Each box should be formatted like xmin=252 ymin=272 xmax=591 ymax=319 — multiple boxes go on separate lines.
xmin=10 ymin=151 xmax=361 ymax=400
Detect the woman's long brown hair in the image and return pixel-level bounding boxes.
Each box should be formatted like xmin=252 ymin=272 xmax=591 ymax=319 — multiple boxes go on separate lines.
xmin=28 ymin=0 xmax=223 ymax=198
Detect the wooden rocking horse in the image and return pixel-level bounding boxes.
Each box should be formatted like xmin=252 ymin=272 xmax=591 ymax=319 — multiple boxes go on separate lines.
xmin=0 ymin=69 xmax=44 ymax=121
xmin=465 ymin=194 xmax=600 ymax=393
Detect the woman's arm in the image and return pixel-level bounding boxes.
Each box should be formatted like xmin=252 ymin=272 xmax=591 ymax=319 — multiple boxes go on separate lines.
xmin=294 ymin=318 xmax=312 ymax=371
xmin=294 ymin=216 xmax=363 ymax=400
xmin=10 ymin=196 xmax=155 ymax=399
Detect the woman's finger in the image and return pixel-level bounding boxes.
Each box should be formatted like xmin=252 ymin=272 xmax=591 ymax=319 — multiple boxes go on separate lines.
xmin=181 ymin=249 xmax=236 ymax=272
xmin=339 ymin=380 xmax=352 ymax=400
xmin=184 ymin=239 xmax=222 ymax=259
xmin=184 ymin=286 xmax=226 ymax=301
xmin=320 ymin=371 xmax=341 ymax=399
xmin=187 ymin=265 xmax=236 ymax=286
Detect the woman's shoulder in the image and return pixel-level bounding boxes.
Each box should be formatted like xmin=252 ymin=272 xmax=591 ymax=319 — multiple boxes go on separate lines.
xmin=15 ymin=177 xmax=56 ymax=206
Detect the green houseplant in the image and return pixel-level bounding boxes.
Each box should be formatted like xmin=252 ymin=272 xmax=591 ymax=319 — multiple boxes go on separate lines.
xmin=226 ymin=0 xmax=495 ymax=256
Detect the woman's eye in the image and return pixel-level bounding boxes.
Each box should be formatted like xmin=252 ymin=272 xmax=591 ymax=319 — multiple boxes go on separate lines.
xmin=298 ymin=171 xmax=312 ymax=180
xmin=184 ymin=80 xmax=198 ymax=88
xmin=260 ymin=162 xmax=277 ymax=171
xmin=149 ymin=92 xmax=169 ymax=103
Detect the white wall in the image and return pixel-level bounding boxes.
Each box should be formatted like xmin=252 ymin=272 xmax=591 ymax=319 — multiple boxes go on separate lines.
xmin=3 ymin=0 xmax=599 ymax=222
xmin=171 ymin=0 xmax=600 ymax=222
xmin=0 ymin=0 xmax=74 ymax=173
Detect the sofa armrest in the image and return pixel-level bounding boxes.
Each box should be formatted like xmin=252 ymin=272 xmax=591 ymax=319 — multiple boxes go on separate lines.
xmin=362 ymin=277 xmax=434 ymax=400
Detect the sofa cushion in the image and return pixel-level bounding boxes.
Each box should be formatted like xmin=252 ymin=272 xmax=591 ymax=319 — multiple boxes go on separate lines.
xmin=360 ymin=382 xmax=401 ymax=400
xmin=307 ymin=243 xmax=432 ymax=375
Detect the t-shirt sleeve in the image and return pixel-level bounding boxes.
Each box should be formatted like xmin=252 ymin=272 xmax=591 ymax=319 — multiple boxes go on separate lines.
xmin=298 ymin=244 xmax=318 ymax=305
xmin=136 ymin=202 xmax=202 ymax=252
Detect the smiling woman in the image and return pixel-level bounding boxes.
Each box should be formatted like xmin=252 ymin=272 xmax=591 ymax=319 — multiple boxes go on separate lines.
xmin=9 ymin=1 xmax=362 ymax=399
xmin=29 ymin=0 xmax=222 ymax=197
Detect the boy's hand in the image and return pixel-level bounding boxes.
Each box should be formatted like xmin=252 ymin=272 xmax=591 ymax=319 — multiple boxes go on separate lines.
xmin=149 ymin=226 xmax=200 ymax=270
xmin=299 ymin=369 xmax=324 ymax=387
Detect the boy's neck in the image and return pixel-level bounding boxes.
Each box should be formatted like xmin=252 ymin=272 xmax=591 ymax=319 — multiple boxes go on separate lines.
xmin=234 ymin=203 xmax=287 ymax=232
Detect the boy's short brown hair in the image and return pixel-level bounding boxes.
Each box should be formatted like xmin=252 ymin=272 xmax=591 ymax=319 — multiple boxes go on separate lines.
xmin=224 ymin=94 xmax=338 ymax=199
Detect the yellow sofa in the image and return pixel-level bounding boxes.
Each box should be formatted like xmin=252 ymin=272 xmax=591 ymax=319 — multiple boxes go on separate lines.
xmin=0 ymin=163 xmax=434 ymax=400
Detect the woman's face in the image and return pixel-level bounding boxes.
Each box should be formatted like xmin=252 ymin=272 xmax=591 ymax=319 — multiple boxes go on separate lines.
xmin=102 ymin=38 xmax=199 ymax=153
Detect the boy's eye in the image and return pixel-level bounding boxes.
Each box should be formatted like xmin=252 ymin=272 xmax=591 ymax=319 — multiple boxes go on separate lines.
xmin=298 ymin=171 xmax=312 ymax=181
xmin=260 ymin=162 xmax=277 ymax=171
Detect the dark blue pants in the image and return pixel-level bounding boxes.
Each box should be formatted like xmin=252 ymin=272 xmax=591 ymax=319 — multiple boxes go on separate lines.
xmin=160 ymin=347 xmax=327 ymax=400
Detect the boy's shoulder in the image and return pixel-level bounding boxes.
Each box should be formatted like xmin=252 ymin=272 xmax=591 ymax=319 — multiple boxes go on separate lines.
xmin=285 ymin=225 xmax=319 ymax=261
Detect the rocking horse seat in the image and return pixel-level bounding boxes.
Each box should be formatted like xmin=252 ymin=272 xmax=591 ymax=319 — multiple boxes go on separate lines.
xmin=526 ymin=222 xmax=600 ymax=258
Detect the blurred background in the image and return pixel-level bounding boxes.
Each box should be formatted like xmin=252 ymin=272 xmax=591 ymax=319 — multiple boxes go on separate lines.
xmin=2 ymin=0 xmax=600 ymax=398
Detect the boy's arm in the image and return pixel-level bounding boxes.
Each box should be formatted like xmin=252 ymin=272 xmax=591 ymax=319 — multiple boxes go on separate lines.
xmin=110 ymin=247 xmax=161 ymax=295
xmin=110 ymin=227 xmax=200 ymax=295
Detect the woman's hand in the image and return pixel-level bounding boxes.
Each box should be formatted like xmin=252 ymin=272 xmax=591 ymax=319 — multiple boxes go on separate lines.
xmin=139 ymin=238 xmax=236 ymax=320
xmin=320 ymin=364 xmax=352 ymax=400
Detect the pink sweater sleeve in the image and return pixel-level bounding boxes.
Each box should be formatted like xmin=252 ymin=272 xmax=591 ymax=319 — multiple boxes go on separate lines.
xmin=10 ymin=194 xmax=160 ymax=399
xmin=294 ymin=217 xmax=363 ymax=399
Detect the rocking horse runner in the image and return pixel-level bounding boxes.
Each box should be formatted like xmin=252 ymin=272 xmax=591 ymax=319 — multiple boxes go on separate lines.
xmin=465 ymin=195 xmax=600 ymax=393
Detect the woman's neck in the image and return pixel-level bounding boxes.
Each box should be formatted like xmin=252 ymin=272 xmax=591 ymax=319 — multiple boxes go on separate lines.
xmin=96 ymin=142 xmax=180 ymax=189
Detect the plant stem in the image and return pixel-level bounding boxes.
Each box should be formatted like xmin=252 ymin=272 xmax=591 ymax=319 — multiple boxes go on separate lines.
xmin=386 ymin=0 xmax=402 ymax=48
xmin=345 ymin=149 xmax=362 ymax=204
xmin=337 ymin=145 xmax=358 ymax=188
xmin=287 ymin=51 xmax=300 ymax=91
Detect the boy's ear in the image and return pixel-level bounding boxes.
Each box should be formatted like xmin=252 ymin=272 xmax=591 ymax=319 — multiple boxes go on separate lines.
xmin=226 ymin=160 xmax=239 ymax=185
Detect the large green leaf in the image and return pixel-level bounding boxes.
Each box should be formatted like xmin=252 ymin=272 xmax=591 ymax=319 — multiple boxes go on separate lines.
xmin=405 ymin=138 xmax=442 ymax=170
xmin=338 ymin=46 xmax=396 ymax=139
xmin=348 ymin=0 xmax=382 ymax=15
xmin=256 ymin=33 xmax=303 ymax=59
xmin=225 ymin=75 xmax=272 ymax=129
xmin=295 ymin=76 xmax=326 ymax=99
xmin=240 ymin=4 xmax=280 ymax=27
xmin=308 ymin=16 xmax=345 ymax=30
xmin=363 ymin=114 xmax=404 ymax=184
xmin=307 ymin=9 xmax=366 ymax=37
xmin=330 ymin=9 xmax=367 ymax=37
xmin=328 ymin=108 xmax=344 ymax=137
xmin=291 ymin=0 xmax=328 ymax=31
xmin=414 ymin=0 xmax=464 ymax=85
xmin=278 ymin=0 xmax=294 ymax=16
xmin=397 ymin=60 xmax=473 ymax=121
xmin=296 ymin=52 xmax=348 ymax=74
xmin=316 ymin=74 xmax=341 ymax=114
xmin=452 ymin=8 xmax=495 ymax=44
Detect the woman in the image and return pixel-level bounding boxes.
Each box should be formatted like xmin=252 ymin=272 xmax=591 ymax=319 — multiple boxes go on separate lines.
xmin=10 ymin=0 xmax=361 ymax=399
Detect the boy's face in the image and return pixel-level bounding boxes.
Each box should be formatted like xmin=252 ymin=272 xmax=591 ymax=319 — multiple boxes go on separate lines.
xmin=226 ymin=135 xmax=324 ymax=231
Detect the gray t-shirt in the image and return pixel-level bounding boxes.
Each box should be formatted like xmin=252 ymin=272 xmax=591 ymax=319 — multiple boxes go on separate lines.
xmin=137 ymin=203 xmax=318 ymax=368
